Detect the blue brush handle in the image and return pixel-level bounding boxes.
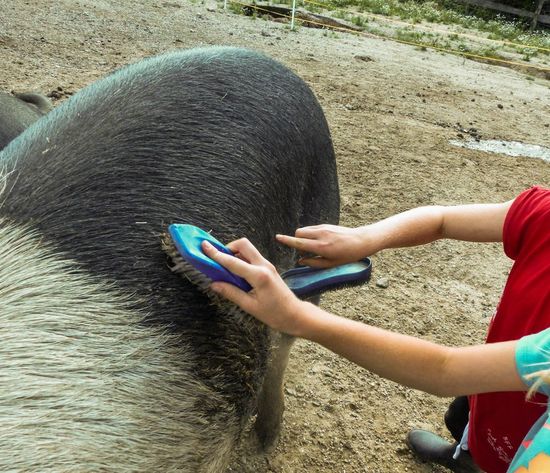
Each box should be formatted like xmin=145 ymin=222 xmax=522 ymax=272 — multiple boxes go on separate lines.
xmin=168 ymin=224 xmax=252 ymax=292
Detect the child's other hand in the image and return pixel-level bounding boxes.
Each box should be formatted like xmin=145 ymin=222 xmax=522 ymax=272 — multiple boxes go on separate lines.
xmin=276 ymin=224 xmax=369 ymax=268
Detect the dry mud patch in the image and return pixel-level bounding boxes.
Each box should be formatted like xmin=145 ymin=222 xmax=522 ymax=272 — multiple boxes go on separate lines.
xmin=1 ymin=1 xmax=549 ymax=471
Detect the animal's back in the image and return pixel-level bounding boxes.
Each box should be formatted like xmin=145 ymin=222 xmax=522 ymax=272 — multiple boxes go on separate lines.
xmin=0 ymin=47 xmax=339 ymax=471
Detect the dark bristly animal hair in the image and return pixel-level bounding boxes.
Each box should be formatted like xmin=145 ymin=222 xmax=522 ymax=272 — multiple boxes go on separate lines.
xmin=0 ymin=46 xmax=339 ymax=471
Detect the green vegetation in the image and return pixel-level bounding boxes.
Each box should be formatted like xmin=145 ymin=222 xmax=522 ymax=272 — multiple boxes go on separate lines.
xmin=351 ymin=13 xmax=368 ymax=26
xmin=228 ymin=1 xmax=245 ymax=14
xmin=298 ymin=0 xmax=550 ymax=52
xmin=228 ymin=0 xmax=550 ymax=71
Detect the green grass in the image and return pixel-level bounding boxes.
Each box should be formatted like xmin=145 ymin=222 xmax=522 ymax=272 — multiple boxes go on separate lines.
xmin=349 ymin=13 xmax=524 ymax=63
xmin=351 ymin=14 xmax=368 ymax=26
xmin=295 ymin=0 xmax=550 ymax=52
xmin=227 ymin=0 xmax=550 ymax=70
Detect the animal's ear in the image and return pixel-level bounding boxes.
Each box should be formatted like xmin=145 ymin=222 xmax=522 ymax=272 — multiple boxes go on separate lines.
xmin=15 ymin=92 xmax=53 ymax=114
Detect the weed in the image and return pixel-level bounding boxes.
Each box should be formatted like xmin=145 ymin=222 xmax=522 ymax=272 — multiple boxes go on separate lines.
xmin=351 ymin=15 xmax=367 ymax=27
xmin=225 ymin=0 xmax=550 ymax=72
xmin=333 ymin=9 xmax=347 ymax=19
xmin=317 ymin=0 xmax=549 ymax=53
xmin=228 ymin=2 xmax=242 ymax=15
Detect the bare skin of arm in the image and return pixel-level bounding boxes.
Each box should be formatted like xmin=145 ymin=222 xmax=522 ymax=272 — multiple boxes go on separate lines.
xmin=202 ymin=238 xmax=525 ymax=398
xmin=276 ymin=201 xmax=514 ymax=268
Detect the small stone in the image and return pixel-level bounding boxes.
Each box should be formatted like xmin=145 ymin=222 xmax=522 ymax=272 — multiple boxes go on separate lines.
xmin=354 ymin=55 xmax=373 ymax=62
xmin=497 ymin=103 xmax=503 ymax=109
xmin=376 ymin=278 xmax=389 ymax=288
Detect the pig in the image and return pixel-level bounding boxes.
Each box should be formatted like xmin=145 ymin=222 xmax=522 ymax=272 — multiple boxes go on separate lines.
xmin=0 ymin=91 xmax=52 ymax=149
xmin=0 ymin=46 xmax=339 ymax=472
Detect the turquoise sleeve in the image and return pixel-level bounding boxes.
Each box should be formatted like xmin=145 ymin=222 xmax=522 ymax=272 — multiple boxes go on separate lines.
xmin=515 ymin=328 xmax=550 ymax=397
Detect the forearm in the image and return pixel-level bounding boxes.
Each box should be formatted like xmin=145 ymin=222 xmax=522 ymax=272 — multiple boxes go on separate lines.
xmin=356 ymin=206 xmax=446 ymax=254
xmin=357 ymin=202 xmax=512 ymax=254
xmin=203 ymin=239 xmax=524 ymax=397
xmin=294 ymin=302 xmax=523 ymax=397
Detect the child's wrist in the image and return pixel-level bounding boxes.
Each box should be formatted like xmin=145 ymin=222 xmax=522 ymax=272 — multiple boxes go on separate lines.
xmin=356 ymin=225 xmax=380 ymax=256
xmin=290 ymin=301 xmax=326 ymax=339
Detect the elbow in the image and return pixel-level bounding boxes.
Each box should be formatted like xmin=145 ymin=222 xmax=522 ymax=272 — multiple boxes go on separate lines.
xmin=426 ymin=347 xmax=469 ymax=398
xmin=405 ymin=346 xmax=464 ymax=397
xmin=431 ymin=205 xmax=447 ymax=240
xmin=414 ymin=205 xmax=446 ymax=240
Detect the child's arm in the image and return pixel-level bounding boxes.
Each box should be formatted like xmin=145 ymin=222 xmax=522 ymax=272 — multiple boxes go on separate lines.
xmin=293 ymin=304 xmax=522 ymax=397
xmin=203 ymin=238 xmax=525 ymax=398
xmin=276 ymin=200 xmax=514 ymax=268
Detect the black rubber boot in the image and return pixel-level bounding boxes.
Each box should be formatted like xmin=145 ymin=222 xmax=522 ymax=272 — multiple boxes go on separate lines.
xmin=407 ymin=430 xmax=480 ymax=473
xmin=445 ymin=396 xmax=470 ymax=443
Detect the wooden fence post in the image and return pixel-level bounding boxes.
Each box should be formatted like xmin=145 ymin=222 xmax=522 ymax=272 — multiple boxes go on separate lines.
xmin=531 ymin=0 xmax=546 ymax=30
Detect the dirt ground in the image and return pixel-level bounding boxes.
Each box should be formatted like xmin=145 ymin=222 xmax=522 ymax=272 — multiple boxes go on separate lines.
xmin=2 ymin=1 xmax=549 ymax=472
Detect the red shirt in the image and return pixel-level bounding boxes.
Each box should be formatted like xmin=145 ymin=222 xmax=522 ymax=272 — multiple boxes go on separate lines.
xmin=468 ymin=186 xmax=550 ymax=472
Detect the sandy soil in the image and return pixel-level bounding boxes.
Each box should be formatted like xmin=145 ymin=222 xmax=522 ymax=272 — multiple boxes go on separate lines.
xmin=1 ymin=1 xmax=549 ymax=472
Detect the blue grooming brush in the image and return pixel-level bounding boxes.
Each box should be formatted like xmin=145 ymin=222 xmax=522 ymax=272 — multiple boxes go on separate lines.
xmin=164 ymin=224 xmax=373 ymax=299
xmin=281 ymin=258 xmax=372 ymax=297
xmin=166 ymin=224 xmax=252 ymax=292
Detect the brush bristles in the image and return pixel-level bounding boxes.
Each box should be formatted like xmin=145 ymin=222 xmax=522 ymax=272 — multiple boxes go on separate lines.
xmin=161 ymin=234 xmax=246 ymax=318
xmin=162 ymin=233 xmax=370 ymax=316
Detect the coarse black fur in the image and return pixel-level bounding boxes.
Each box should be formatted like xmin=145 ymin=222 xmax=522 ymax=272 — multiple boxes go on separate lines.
xmin=0 ymin=47 xmax=339 ymax=470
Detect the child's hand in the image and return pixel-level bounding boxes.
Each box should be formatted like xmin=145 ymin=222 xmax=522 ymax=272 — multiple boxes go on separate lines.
xmin=202 ymin=238 xmax=307 ymax=335
xmin=276 ymin=224 xmax=370 ymax=268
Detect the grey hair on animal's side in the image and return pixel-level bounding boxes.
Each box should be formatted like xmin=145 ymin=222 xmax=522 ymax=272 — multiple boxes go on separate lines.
xmin=0 ymin=221 xmax=240 ymax=472
xmin=0 ymin=164 xmax=13 ymax=208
